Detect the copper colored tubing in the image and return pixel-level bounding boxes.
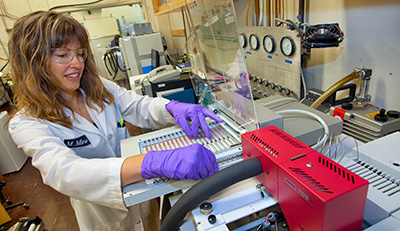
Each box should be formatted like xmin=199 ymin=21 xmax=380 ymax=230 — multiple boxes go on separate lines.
xmin=310 ymin=71 xmax=360 ymax=109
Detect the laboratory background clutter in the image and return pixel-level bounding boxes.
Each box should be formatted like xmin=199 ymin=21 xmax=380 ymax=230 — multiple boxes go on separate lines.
xmin=0 ymin=0 xmax=400 ymax=230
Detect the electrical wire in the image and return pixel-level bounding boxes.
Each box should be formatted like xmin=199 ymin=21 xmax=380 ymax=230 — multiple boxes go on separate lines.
xmin=246 ymin=0 xmax=250 ymax=26
xmin=0 ymin=67 xmax=10 ymax=102
xmin=0 ymin=39 xmax=8 ymax=59
xmin=251 ymin=0 xmax=255 ymax=26
xmin=314 ymin=131 xmax=330 ymax=152
xmin=320 ymin=133 xmax=337 ymax=158
xmin=274 ymin=18 xmax=304 ymax=36
xmin=0 ymin=0 xmax=18 ymax=19
xmin=315 ymin=133 xmax=360 ymax=164
xmin=274 ymin=0 xmax=277 ymax=26
xmin=0 ymin=76 xmax=7 ymax=101
xmin=0 ymin=60 xmax=8 ymax=72
xmin=49 ymin=0 xmax=104 ymax=11
xmin=165 ymin=50 xmax=177 ymax=66
xmin=268 ymin=0 xmax=275 ymax=26
xmin=164 ymin=2 xmax=186 ymax=63
xmin=335 ymin=136 xmax=349 ymax=164
xmin=276 ymin=109 xmax=329 ymax=149
xmin=182 ymin=7 xmax=189 ymax=54
xmin=318 ymin=133 xmax=330 ymax=156
xmin=254 ymin=0 xmax=260 ymax=26
xmin=300 ymin=67 xmax=307 ymax=100
xmin=328 ymin=135 xmax=338 ymax=159
xmin=140 ymin=75 xmax=150 ymax=95
xmin=258 ymin=0 xmax=263 ymax=26
xmin=337 ymin=135 xmax=360 ymax=162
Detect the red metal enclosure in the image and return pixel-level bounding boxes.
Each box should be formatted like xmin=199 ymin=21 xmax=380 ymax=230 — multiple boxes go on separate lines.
xmin=242 ymin=125 xmax=368 ymax=231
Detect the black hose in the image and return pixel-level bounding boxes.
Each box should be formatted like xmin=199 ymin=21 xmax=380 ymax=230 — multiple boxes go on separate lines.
xmin=103 ymin=51 xmax=118 ymax=79
xmin=116 ymin=55 xmax=126 ymax=72
xmin=161 ymin=157 xmax=263 ymax=231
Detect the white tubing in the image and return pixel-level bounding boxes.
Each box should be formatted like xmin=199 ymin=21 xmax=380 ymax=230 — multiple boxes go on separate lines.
xmin=261 ymin=97 xmax=299 ymax=107
xmin=276 ymin=109 xmax=329 ymax=149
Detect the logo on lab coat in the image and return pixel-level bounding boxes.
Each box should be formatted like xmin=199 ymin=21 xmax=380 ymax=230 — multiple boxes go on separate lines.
xmin=64 ymin=135 xmax=91 ymax=148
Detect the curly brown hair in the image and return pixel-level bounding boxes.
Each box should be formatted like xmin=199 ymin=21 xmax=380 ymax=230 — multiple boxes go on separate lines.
xmin=8 ymin=11 xmax=114 ymax=128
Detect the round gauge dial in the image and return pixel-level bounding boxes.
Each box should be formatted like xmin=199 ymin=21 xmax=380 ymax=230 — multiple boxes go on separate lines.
xmin=239 ymin=33 xmax=247 ymax=48
xmin=263 ymin=35 xmax=275 ymax=53
xmin=280 ymin=36 xmax=296 ymax=56
xmin=249 ymin=34 xmax=260 ymax=50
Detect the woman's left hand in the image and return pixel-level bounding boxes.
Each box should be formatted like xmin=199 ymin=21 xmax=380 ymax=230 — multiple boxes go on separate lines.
xmin=165 ymin=100 xmax=223 ymax=137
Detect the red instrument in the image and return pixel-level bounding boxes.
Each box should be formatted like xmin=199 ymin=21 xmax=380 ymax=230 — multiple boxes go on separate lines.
xmin=242 ymin=125 xmax=368 ymax=231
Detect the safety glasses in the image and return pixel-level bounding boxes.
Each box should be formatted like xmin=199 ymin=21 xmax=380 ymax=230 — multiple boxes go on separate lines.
xmin=51 ymin=48 xmax=87 ymax=64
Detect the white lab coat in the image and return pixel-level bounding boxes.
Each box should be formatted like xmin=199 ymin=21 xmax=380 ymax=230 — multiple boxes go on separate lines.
xmin=8 ymin=78 xmax=176 ymax=230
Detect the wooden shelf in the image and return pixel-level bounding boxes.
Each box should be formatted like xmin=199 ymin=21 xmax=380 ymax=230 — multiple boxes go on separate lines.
xmin=154 ymin=0 xmax=186 ymax=15
xmin=171 ymin=29 xmax=185 ymax=37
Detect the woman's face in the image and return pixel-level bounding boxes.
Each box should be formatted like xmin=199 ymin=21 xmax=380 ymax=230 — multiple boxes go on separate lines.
xmin=49 ymin=41 xmax=86 ymax=96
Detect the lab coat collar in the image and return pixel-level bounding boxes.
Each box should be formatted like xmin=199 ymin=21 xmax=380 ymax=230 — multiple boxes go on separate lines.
xmin=64 ymin=89 xmax=109 ymax=139
xmin=63 ymin=107 xmax=102 ymax=136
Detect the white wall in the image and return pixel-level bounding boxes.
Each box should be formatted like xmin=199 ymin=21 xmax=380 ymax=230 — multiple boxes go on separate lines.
xmin=234 ymin=0 xmax=400 ymax=111
xmin=71 ymin=5 xmax=144 ymax=38
xmin=305 ymin=0 xmax=400 ymax=111
xmin=72 ymin=9 xmax=120 ymax=38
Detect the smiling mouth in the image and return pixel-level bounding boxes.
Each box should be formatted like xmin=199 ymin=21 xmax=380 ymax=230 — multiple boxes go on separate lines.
xmin=65 ymin=73 xmax=80 ymax=78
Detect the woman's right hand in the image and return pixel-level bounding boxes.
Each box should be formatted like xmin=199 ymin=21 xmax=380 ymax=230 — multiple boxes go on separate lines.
xmin=141 ymin=143 xmax=219 ymax=180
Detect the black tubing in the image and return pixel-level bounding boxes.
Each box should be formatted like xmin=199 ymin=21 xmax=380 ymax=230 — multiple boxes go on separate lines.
xmin=299 ymin=0 xmax=305 ymax=23
xmin=161 ymin=157 xmax=263 ymax=231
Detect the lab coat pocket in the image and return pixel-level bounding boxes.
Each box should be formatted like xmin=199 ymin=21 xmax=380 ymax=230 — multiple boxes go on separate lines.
xmin=116 ymin=127 xmax=129 ymax=157
xmin=117 ymin=126 xmax=129 ymax=140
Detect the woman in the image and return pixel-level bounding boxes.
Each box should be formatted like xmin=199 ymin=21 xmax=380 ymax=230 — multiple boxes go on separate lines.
xmin=8 ymin=11 xmax=222 ymax=230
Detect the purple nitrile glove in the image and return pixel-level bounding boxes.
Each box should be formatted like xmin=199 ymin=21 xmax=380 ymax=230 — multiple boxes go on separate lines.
xmin=141 ymin=143 xmax=219 ymax=180
xmin=165 ymin=100 xmax=223 ymax=137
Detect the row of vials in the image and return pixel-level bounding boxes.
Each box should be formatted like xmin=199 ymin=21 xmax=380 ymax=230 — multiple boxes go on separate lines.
xmin=140 ymin=122 xmax=241 ymax=154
